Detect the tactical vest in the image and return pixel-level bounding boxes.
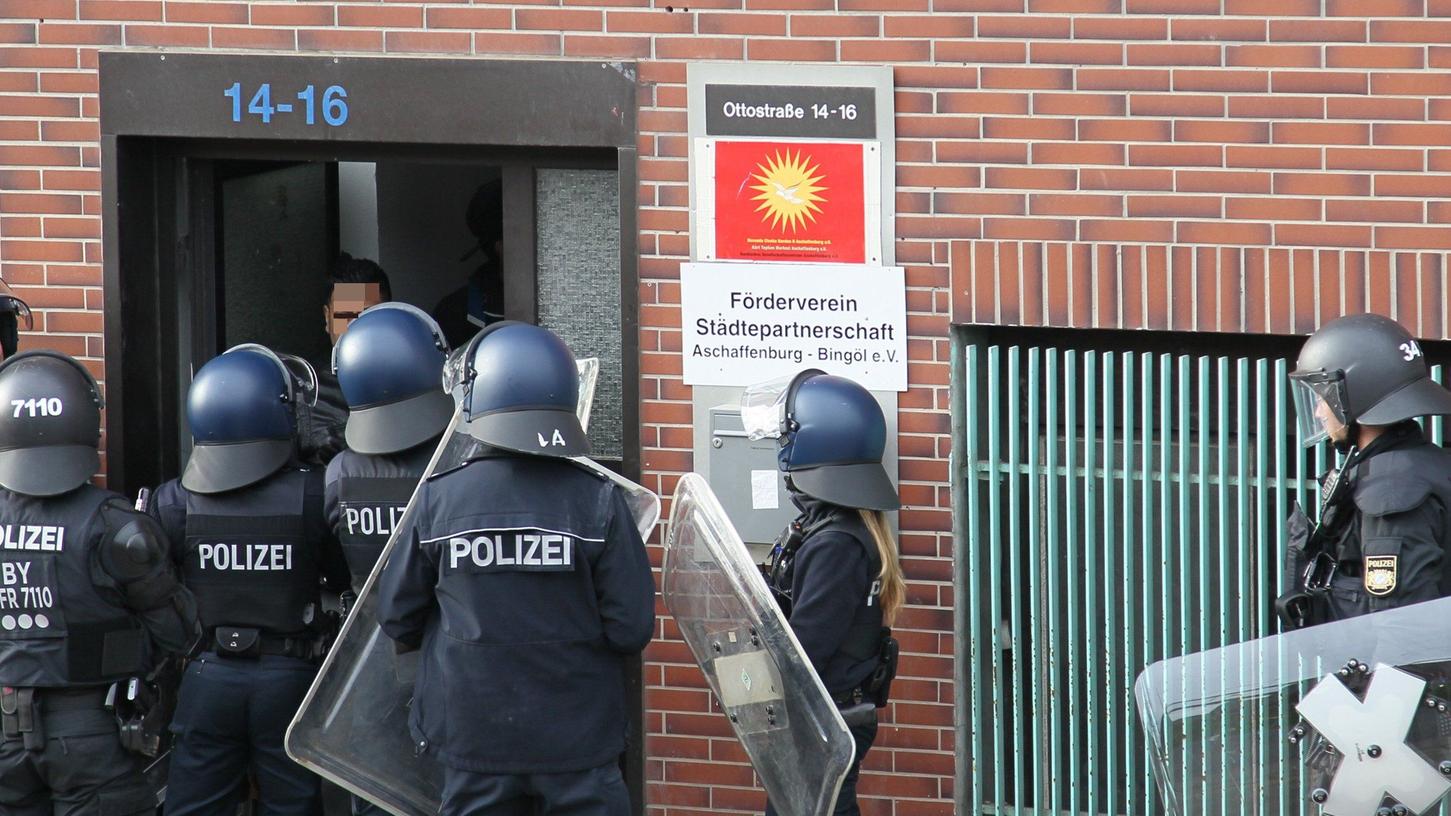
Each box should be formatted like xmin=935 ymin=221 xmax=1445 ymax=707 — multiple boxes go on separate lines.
xmin=1326 ymin=436 xmax=1451 ymax=618
xmin=182 ymin=468 xmax=321 ymax=637
xmin=768 ymin=511 xmax=884 ymax=663
xmin=0 ymin=485 xmax=147 ymax=687
xmin=332 ymin=446 xmax=431 ymax=590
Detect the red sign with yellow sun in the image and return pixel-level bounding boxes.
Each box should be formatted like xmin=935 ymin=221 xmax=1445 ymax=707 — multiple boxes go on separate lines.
xmin=713 ymin=140 xmax=867 ymax=263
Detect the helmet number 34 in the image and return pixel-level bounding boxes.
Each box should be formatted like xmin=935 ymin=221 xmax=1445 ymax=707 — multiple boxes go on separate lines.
xmin=10 ymin=398 xmax=62 ymax=418
xmin=1400 ymin=340 xmax=1423 ymax=361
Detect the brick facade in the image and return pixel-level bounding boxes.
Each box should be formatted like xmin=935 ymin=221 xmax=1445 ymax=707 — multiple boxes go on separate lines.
xmin=2 ymin=1 xmax=1450 ymax=814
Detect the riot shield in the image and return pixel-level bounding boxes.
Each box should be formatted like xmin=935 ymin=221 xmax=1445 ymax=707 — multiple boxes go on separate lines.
xmin=1136 ymin=597 xmax=1451 ymax=816
xmin=660 ymin=473 xmax=855 ymax=816
xmin=286 ymin=359 xmax=659 ymax=816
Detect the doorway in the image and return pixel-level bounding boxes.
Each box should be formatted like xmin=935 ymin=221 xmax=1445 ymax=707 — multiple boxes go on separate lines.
xmin=99 ymin=52 xmax=642 ymax=812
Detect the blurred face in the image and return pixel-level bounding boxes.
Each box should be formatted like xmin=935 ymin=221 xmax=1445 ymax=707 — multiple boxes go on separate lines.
xmin=324 ymin=283 xmax=386 ymax=344
xmin=1316 ymin=396 xmax=1350 ymax=445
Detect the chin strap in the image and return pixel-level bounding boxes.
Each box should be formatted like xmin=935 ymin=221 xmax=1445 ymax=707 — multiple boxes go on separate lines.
xmin=1332 ymin=431 xmax=1356 ymax=455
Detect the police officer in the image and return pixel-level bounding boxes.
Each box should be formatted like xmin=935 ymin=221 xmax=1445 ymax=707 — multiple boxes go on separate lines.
xmin=377 ymin=322 xmax=654 ymax=816
xmin=325 ymin=303 xmax=452 ymax=595
xmin=150 ymin=344 xmax=351 ymax=816
xmin=0 ymin=351 xmax=197 ymax=815
xmin=1280 ymin=313 xmax=1451 ymax=627
xmin=746 ymin=369 xmax=905 ymax=816
xmin=325 ymin=304 xmax=451 ymax=816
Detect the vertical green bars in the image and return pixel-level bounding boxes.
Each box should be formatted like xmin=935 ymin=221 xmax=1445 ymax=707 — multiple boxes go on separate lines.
xmin=954 ymin=341 xmax=1322 ymax=816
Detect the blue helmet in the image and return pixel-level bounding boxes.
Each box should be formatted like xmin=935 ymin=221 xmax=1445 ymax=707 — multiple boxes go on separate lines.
xmin=333 ymin=303 xmax=452 ymax=455
xmin=451 ymin=322 xmax=587 ymax=457
xmin=773 ymin=370 xmax=898 ymax=511
xmin=182 ymin=344 xmax=312 ymax=494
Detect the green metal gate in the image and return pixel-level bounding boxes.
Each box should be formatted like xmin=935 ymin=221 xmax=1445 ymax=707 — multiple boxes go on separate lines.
xmin=948 ymin=337 xmax=1446 ymax=816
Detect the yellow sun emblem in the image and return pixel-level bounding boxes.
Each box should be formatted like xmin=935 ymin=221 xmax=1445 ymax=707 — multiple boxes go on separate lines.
xmin=749 ymin=150 xmax=827 ymax=233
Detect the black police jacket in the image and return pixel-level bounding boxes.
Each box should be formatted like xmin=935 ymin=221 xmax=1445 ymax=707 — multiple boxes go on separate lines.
xmin=0 ymin=484 xmax=197 ymax=687
xmin=1319 ymin=424 xmax=1451 ymax=620
xmin=325 ymin=441 xmax=435 ymax=593
xmin=151 ymin=466 xmax=350 ymax=640
xmin=769 ymin=492 xmax=883 ymax=697
xmin=377 ymin=453 xmax=655 ymax=774
xmin=298 ymin=367 xmax=349 ymax=468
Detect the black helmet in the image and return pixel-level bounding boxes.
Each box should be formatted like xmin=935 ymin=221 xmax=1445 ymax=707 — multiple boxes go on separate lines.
xmin=0 ymin=351 xmax=102 ymax=496
xmin=446 ymin=321 xmax=587 ymax=458
xmin=741 ymin=369 xmax=899 ymax=511
xmin=183 ymin=344 xmax=316 ymax=494
xmin=333 ymin=303 xmax=453 ymax=455
xmin=1290 ymin=313 xmax=1451 ymax=447
xmin=0 ymin=294 xmax=33 ymax=360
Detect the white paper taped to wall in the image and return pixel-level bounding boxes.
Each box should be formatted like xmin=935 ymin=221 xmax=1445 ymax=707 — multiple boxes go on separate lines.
xmin=751 ymin=469 xmax=779 ymax=510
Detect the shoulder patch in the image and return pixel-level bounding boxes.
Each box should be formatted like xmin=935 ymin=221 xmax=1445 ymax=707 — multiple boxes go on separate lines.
xmin=803 ymin=518 xmax=877 ymax=567
xmin=1353 ymin=455 xmax=1434 ymax=517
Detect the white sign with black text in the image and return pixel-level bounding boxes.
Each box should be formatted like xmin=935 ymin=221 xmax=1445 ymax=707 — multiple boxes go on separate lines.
xmin=680 ymin=262 xmax=907 ymax=392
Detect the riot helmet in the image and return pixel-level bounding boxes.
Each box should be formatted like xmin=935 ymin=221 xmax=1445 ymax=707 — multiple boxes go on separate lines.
xmin=0 ymin=294 xmax=33 ymax=360
xmin=1290 ymin=313 xmax=1451 ymax=448
xmin=742 ymin=369 xmax=899 ymax=511
xmin=332 ymin=303 xmax=452 ymax=455
xmin=445 ymin=321 xmax=588 ymax=457
xmin=182 ymin=344 xmax=317 ymax=494
xmin=0 ymin=351 xmax=102 ymax=496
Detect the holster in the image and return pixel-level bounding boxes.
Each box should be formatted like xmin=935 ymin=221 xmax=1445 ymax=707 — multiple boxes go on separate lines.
xmin=106 ymin=674 xmax=170 ymax=757
xmin=1276 ymin=503 xmax=1328 ymax=630
xmin=0 ymin=687 xmax=44 ymax=750
xmin=865 ymin=628 xmax=900 ymax=708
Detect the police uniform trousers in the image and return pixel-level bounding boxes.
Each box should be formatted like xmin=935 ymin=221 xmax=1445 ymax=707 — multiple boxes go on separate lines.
xmin=439 ymin=762 xmax=630 ymax=816
xmin=0 ymin=688 xmax=158 ymax=816
xmin=164 ymin=654 xmax=321 ymax=816
xmin=763 ymin=716 xmax=877 ymax=816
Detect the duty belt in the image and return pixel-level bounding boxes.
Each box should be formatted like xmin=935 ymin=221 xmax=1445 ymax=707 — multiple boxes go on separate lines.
xmin=213 ymin=626 xmax=326 ymax=661
xmin=1 ymin=687 xmax=107 ymax=749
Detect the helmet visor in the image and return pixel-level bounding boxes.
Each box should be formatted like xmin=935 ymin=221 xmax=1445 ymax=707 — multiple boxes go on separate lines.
xmin=741 ymin=373 xmax=797 ymax=441
xmin=442 ymin=344 xmax=470 ymax=403
xmin=225 ymin=343 xmax=319 ymax=408
xmin=576 ymin=357 xmax=599 ymax=433
xmin=279 ymin=354 xmax=319 ymax=408
xmin=1290 ymin=369 xmax=1350 ymax=448
xmin=0 ymin=296 xmax=33 ymax=331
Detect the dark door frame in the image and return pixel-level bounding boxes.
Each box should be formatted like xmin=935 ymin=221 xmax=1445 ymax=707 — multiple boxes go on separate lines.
xmin=99 ymin=52 xmax=643 ymax=810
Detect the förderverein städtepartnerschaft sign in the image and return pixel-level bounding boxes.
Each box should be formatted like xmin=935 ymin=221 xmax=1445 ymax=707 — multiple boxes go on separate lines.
xmin=680 ymin=262 xmax=907 ymax=392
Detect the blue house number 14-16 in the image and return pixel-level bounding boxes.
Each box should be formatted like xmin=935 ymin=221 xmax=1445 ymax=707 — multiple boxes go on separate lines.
xmin=224 ymin=83 xmax=349 ymax=126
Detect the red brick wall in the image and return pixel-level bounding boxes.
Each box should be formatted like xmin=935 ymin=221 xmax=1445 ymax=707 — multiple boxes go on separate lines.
xmin=2 ymin=2 xmax=1450 ymax=814
xmin=952 ymin=243 xmax=1451 ymax=334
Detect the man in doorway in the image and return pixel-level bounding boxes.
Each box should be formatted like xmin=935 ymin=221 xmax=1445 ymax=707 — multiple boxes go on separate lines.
xmin=433 ymin=180 xmax=505 ymax=348
xmin=303 ymin=254 xmax=394 ymax=467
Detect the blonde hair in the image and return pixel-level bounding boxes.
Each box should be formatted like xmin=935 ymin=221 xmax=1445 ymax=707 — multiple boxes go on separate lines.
xmin=859 ymin=509 xmax=905 ymax=627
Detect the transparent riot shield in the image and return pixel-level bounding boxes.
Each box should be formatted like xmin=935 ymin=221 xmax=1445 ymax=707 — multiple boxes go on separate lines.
xmin=1136 ymin=597 xmax=1451 ymax=816
xmin=660 ymin=473 xmax=855 ymax=816
xmin=285 ymin=359 xmax=659 ymax=816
